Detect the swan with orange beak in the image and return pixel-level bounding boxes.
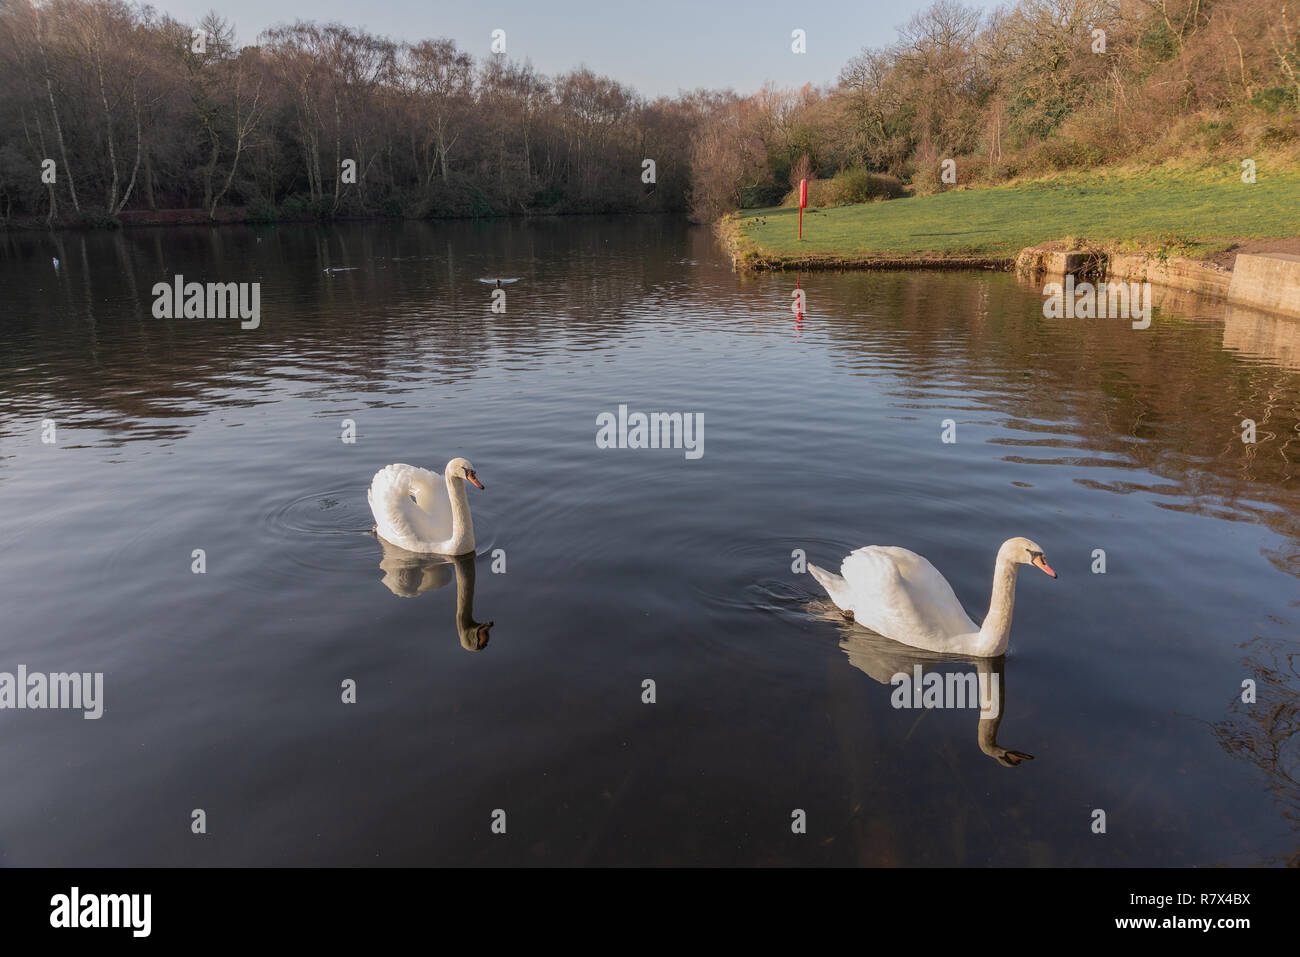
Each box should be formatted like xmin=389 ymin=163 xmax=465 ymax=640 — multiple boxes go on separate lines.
xmin=809 ymin=536 xmax=1058 ymax=657
xmin=368 ymin=456 xmax=484 ymax=555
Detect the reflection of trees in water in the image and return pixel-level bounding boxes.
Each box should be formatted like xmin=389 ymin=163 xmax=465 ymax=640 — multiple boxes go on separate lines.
xmin=821 ymin=272 xmax=1300 ymax=575
xmin=1211 ymin=637 xmax=1300 ymax=866
xmin=0 ymin=218 xmax=689 ymax=445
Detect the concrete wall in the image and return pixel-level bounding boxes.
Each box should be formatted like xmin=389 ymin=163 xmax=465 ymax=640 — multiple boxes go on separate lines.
xmin=1017 ymin=245 xmax=1300 ymax=318
xmin=1222 ymin=302 xmax=1300 ymax=370
xmin=1226 ymin=254 xmax=1300 ymax=318
xmin=1107 ymin=253 xmax=1232 ymax=299
xmin=1015 ymin=248 xmax=1095 ymax=282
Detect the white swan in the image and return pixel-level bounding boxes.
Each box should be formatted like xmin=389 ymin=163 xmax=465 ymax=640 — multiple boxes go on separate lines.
xmin=367 ymin=457 xmax=483 ymax=555
xmin=809 ymin=537 xmax=1057 ymax=657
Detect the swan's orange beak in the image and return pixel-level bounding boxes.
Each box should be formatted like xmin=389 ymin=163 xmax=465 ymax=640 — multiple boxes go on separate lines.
xmin=466 ymin=470 xmax=484 ymax=490
xmin=1032 ymin=555 xmax=1057 ymax=578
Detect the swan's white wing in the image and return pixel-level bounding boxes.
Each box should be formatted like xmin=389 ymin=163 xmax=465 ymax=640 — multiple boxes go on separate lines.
xmin=839 ymin=546 xmax=978 ymax=648
xmin=369 ymin=463 xmax=453 ymax=548
xmin=406 ymin=466 xmax=453 ymax=540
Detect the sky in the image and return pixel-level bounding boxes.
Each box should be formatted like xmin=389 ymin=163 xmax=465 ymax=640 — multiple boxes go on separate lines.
xmin=154 ymin=0 xmax=996 ymax=98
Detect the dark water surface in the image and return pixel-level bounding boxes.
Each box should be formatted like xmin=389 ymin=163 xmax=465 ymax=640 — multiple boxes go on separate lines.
xmin=1 ymin=218 xmax=1297 ymax=865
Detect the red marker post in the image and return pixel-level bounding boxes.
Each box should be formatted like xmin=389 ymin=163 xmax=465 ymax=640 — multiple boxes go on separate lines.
xmin=798 ymin=178 xmax=808 ymax=240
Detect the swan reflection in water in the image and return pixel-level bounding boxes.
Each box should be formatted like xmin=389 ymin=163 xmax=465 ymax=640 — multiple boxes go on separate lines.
xmin=833 ymin=621 xmax=1034 ymax=767
xmin=375 ymin=539 xmax=494 ymax=651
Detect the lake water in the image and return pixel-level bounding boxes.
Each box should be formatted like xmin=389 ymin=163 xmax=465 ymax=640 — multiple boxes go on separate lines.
xmin=1 ymin=218 xmax=1297 ymax=866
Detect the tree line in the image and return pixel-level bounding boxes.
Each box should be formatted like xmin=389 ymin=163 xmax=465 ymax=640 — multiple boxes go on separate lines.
xmin=0 ymin=0 xmax=720 ymax=223
xmin=2 ymin=0 xmax=1298 ymax=226
xmin=690 ymin=0 xmax=1300 ymax=218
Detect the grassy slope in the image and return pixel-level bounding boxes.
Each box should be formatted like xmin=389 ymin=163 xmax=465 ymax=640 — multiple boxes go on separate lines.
xmin=732 ymin=164 xmax=1300 ymax=262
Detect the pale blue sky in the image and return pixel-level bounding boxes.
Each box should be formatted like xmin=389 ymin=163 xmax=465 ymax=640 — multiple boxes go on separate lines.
xmin=156 ymin=0 xmax=996 ymax=97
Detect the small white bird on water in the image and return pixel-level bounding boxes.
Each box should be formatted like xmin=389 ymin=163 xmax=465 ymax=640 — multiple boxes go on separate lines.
xmin=52 ymin=257 xmax=60 ymax=270
xmin=809 ymin=537 xmax=1057 ymax=657
xmin=368 ymin=457 xmax=484 ymax=555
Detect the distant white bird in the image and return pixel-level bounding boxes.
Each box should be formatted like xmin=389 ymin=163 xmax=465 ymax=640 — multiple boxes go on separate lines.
xmin=478 ymin=277 xmax=520 ymax=287
xmin=52 ymin=257 xmax=60 ymax=270
xmin=368 ymin=457 xmax=484 ymax=555
xmin=809 ymin=537 xmax=1057 ymax=657
xmin=323 ymin=266 xmax=358 ymax=275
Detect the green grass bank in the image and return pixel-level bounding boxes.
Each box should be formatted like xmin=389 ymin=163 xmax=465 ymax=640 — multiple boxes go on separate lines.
xmin=726 ymin=164 xmax=1300 ymax=270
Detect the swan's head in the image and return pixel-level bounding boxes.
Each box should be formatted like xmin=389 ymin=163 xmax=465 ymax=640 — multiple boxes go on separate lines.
xmin=461 ymin=621 xmax=493 ymax=652
xmin=446 ymin=457 xmax=484 ymax=490
xmin=1002 ymin=537 xmax=1057 ymax=578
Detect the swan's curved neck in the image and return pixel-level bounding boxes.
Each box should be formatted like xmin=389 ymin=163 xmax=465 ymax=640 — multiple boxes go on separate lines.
xmin=455 ymin=556 xmax=476 ymax=635
xmin=457 ymin=556 xmax=478 ymax=631
xmin=976 ymin=555 xmax=1019 ymax=656
xmin=443 ymin=467 xmax=475 ymax=554
xmin=975 ymin=659 xmax=1004 ymax=754
xmin=452 ymin=553 xmax=491 ymax=651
